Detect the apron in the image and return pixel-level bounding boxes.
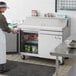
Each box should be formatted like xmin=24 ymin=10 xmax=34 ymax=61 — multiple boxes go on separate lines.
xmin=0 ymin=29 xmax=6 ymax=64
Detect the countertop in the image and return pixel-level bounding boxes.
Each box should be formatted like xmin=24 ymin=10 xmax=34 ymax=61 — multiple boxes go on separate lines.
xmin=18 ymin=25 xmax=66 ymax=31
xmin=50 ymin=42 xmax=76 ymax=57
xmin=17 ymin=17 xmax=68 ymax=31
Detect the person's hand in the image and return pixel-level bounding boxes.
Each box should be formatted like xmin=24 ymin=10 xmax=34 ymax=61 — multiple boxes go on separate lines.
xmin=14 ymin=28 xmax=20 ymax=33
xmin=11 ymin=28 xmax=17 ymax=34
xmin=11 ymin=28 xmax=19 ymax=34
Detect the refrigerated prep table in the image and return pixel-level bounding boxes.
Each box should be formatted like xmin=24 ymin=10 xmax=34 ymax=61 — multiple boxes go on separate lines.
xmin=18 ymin=17 xmax=70 ymax=64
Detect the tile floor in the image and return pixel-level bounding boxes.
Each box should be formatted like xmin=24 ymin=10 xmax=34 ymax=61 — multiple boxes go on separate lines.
xmin=0 ymin=54 xmax=74 ymax=76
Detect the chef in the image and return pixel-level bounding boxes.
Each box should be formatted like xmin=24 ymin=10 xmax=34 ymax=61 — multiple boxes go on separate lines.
xmin=0 ymin=1 xmax=18 ymax=73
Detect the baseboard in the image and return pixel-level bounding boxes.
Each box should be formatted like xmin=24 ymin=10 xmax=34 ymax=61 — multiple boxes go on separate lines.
xmin=6 ymin=52 xmax=18 ymax=54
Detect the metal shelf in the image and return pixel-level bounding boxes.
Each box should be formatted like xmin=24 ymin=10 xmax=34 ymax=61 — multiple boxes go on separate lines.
xmin=56 ymin=0 xmax=76 ymax=11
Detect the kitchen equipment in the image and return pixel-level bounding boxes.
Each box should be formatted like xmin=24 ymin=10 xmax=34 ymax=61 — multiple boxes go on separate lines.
xmin=18 ymin=17 xmax=70 ymax=64
xmin=20 ymin=29 xmax=38 ymax=55
xmin=65 ymin=40 xmax=76 ymax=49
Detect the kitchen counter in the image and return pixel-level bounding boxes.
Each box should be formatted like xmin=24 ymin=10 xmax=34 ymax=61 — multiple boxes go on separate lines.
xmin=18 ymin=17 xmax=70 ymax=64
xmin=51 ymin=42 xmax=76 ymax=57
xmin=17 ymin=17 xmax=69 ymax=31
xmin=50 ymin=42 xmax=76 ymax=76
xmin=18 ymin=24 xmax=67 ymax=31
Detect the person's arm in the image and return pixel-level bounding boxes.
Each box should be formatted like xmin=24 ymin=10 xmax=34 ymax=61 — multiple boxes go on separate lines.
xmin=0 ymin=14 xmax=11 ymax=33
xmin=0 ymin=14 xmax=20 ymax=33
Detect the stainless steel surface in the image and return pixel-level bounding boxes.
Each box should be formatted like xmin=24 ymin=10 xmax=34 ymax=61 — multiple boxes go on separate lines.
xmin=50 ymin=42 xmax=76 ymax=76
xmin=18 ymin=17 xmax=70 ymax=63
xmin=5 ymin=32 xmax=17 ymax=53
xmin=56 ymin=56 xmax=59 ymax=76
xmin=50 ymin=42 xmax=76 ymax=58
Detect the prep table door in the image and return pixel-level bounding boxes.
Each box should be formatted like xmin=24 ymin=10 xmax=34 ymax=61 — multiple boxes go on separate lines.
xmin=38 ymin=31 xmax=62 ymax=59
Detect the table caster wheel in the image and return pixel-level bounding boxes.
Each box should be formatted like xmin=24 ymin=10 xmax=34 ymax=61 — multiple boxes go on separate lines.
xmin=59 ymin=58 xmax=64 ymax=65
xmin=21 ymin=55 xmax=25 ymax=60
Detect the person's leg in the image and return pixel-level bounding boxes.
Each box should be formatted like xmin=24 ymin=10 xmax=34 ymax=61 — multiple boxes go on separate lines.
xmin=1 ymin=64 xmax=7 ymax=70
xmin=0 ymin=64 xmax=3 ymax=71
xmin=0 ymin=63 xmax=9 ymax=73
xmin=0 ymin=29 xmax=9 ymax=73
xmin=0 ymin=64 xmax=6 ymax=73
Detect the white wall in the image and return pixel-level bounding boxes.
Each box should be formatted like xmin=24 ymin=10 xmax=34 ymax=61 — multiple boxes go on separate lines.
xmin=0 ymin=0 xmax=55 ymax=21
xmin=0 ymin=0 xmax=24 ymax=21
xmin=57 ymin=10 xmax=76 ymax=40
xmin=22 ymin=0 xmax=55 ymax=17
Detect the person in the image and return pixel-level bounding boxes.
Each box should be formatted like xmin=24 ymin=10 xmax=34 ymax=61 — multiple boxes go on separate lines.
xmin=0 ymin=1 xmax=18 ymax=73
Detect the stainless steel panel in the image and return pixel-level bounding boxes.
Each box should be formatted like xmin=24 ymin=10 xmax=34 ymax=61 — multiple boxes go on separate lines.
xmin=5 ymin=32 xmax=17 ymax=53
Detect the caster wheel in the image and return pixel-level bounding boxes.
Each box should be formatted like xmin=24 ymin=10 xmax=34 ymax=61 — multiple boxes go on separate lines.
xmin=21 ymin=55 xmax=25 ymax=60
xmin=64 ymin=57 xmax=69 ymax=59
xmin=59 ymin=60 xmax=64 ymax=65
xmin=59 ymin=58 xmax=64 ymax=65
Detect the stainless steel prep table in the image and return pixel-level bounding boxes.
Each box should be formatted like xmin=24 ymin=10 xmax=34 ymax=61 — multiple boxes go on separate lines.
xmin=18 ymin=17 xmax=70 ymax=64
xmin=50 ymin=42 xmax=76 ymax=76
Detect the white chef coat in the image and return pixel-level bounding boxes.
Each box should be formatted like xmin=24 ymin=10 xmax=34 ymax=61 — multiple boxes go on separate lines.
xmin=0 ymin=29 xmax=6 ymax=64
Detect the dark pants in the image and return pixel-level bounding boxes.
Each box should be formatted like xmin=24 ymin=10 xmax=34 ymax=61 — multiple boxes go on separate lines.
xmin=0 ymin=64 xmax=6 ymax=71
